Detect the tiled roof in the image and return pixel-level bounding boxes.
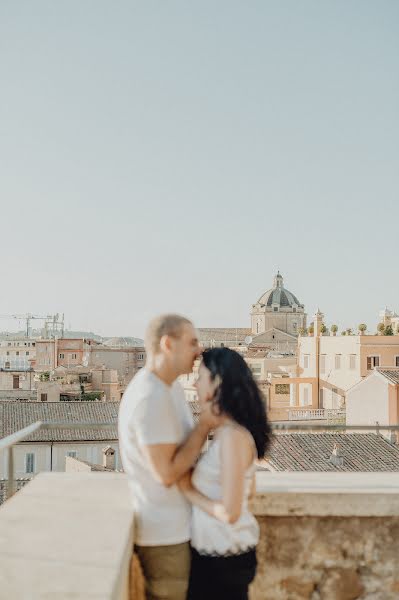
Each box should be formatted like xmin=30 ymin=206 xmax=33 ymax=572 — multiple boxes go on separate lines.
xmin=265 ymin=433 xmax=399 ymax=472
xmin=198 ymin=328 xmax=251 ymax=343
xmin=376 ymin=368 xmax=399 ymax=385
xmin=0 ymin=401 xmax=118 ymax=442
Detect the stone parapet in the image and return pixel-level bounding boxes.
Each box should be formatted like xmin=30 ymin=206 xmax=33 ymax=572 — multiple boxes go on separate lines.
xmin=0 ymin=472 xmax=134 ymax=599
xmin=250 ymin=472 xmax=399 ymax=599
xmin=0 ymin=471 xmax=398 ymax=599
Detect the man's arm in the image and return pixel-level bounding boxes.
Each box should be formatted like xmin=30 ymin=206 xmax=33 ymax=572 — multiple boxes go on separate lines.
xmin=140 ymin=421 xmax=210 ymax=487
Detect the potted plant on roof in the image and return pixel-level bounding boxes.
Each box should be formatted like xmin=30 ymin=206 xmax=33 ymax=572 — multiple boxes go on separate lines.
xmin=346 ymin=328 xmax=353 ymax=336
xmin=298 ymin=327 xmax=307 ymax=336
xmin=320 ymin=324 xmax=328 ymax=336
xmin=330 ymin=324 xmax=338 ymax=336
xmin=377 ymin=322 xmax=385 ymax=335
xmin=308 ymin=323 xmax=314 ymax=336
xmin=384 ymin=325 xmax=394 ymax=336
xmin=358 ymin=323 xmax=367 ymax=335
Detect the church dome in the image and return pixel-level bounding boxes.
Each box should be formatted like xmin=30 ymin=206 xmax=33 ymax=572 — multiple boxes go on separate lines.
xmin=256 ymin=272 xmax=303 ymax=309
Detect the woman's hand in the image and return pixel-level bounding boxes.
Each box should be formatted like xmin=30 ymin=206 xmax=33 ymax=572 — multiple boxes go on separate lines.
xmin=177 ymin=470 xmax=193 ymax=494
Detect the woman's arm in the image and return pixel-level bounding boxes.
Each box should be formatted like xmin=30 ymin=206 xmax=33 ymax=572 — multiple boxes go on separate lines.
xmin=178 ymin=427 xmax=253 ymax=524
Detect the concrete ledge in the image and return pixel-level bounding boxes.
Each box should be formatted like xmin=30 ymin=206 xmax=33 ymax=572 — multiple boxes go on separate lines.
xmin=253 ymin=471 xmax=399 ymax=517
xmin=0 ymin=472 xmax=134 ymax=600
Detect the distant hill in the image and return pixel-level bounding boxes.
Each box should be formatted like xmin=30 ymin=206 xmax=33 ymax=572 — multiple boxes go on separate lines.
xmin=0 ymin=329 xmax=143 ymax=346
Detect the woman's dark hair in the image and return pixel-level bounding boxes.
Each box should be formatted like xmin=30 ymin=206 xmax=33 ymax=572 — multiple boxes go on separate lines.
xmin=201 ymin=347 xmax=271 ymax=458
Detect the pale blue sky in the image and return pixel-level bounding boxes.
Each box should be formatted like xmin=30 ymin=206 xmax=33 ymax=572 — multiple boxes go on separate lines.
xmin=0 ymin=1 xmax=398 ymax=337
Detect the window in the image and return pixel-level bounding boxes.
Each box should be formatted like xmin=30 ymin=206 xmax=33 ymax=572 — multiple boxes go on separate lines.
xmin=7 ymin=342 xmax=11 ymax=347
xmin=59 ymin=353 xmax=65 ymax=359
xmin=303 ymin=355 xmax=310 ymax=368
xmin=16 ymin=351 xmax=19 ymax=356
xmin=66 ymin=451 xmax=77 ymax=458
xmin=26 ymin=351 xmax=29 ymax=356
xmin=367 ymin=356 xmax=380 ymax=370
xmin=40 ymin=393 xmax=48 ymax=402
xmin=292 ymin=322 xmax=298 ymax=333
xmin=5 ymin=361 xmax=10 ymax=369
xmin=293 ymin=307 xmax=297 ymax=313
xmin=273 ymin=306 xmax=278 ymax=312
xmin=335 ymin=354 xmax=341 ymax=369
xmin=396 ymin=356 xmax=399 ymax=367
xmin=25 ymin=453 xmax=35 ymax=474
xmin=71 ymin=353 xmax=77 ymax=360
xmin=6 ymin=351 xmax=9 ymax=356
xmin=137 ymin=353 xmax=145 ymax=360
xmin=349 ymin=355 xmax=356 ymax=370
xmin=13 ymin=375 xmax=20 ymax=390
xmin=319 ymin=387 xmax=324 ymax=409
xmin=320 ymin=355 xmax=326 ymax=374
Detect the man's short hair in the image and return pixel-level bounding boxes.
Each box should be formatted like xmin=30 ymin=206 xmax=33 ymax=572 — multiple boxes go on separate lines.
xmin=145 ymin=314 xmax=192 ymax=354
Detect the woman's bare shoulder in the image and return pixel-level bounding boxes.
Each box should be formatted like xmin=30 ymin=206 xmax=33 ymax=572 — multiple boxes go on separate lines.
xmin=219 ymin=423 xmax=254 ymax=455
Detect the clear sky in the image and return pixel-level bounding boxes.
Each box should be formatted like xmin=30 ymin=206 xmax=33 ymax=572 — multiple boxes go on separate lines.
xmin=0 ymin=1 xmax=398 ymax=337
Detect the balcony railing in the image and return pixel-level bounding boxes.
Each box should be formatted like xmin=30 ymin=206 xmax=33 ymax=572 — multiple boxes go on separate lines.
xmin=288 ymin=408 xmax=346 ymax=422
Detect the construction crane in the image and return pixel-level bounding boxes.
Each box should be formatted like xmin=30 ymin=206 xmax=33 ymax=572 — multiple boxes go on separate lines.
xmin=0 ymin=313 xmax=65 ymax=338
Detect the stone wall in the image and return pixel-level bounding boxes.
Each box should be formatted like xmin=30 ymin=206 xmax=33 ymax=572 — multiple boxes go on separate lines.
xmin=251 ymin=515 xmax=399 ymax=600
xmin=250 ymin=471 xmax=399 ymax=600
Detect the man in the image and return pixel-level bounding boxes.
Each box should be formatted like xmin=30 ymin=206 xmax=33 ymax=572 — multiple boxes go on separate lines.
xmin=119 ymin=314 xmax=214 ymax=600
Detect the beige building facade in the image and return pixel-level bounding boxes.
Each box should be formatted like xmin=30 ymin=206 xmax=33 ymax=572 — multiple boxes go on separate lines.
xmin=89 ymin=346 xmax=146 ymax=390
xmin=297 ymin=313 xmax=399 ymax=409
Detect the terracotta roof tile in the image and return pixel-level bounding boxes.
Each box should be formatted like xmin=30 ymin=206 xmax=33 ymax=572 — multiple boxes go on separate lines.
xmin=265 ymin=433 xmax=399 ymax=472
xmin=0 ymin=401 xmax=118 ymax=442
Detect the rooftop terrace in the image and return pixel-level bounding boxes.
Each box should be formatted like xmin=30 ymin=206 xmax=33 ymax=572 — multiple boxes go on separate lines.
xmin=0 ymin=471 xmax=399 ymax=599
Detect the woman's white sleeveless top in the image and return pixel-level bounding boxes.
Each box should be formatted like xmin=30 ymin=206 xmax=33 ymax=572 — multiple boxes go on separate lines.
xmin=191 ymin=424 xmax=259 ymax=556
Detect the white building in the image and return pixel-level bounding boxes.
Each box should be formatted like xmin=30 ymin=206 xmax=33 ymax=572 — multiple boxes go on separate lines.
xmin=0 ymin=338 xmax=36 ymax=370
xmin=346 ymin=368 xmax=399 ymax=428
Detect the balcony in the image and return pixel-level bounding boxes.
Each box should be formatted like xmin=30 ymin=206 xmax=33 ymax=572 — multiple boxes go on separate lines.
xmin=0 ymin=471 xmax=398 ymax=599
xmin=288 ymin=408 xmax=346 ymax=423
xmin=1 ymin=424 xmax=399 ymax=599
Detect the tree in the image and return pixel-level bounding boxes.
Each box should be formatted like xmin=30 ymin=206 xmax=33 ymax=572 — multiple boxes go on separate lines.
xmin=377 ymin=322 xmax=385 ymax=334
xmin=298 ymin=327 xmax=307 ymax=336
xmin=341 ymin=331 xmax=346 ymax=336
xmin=346 ymin=328 xmax=353 ymax=336
xmin=320 ymin=324 xmax=327 ymax=334
xmin=308 ymin=323 xmax=314 ymax=335
xmin=358 ymin=324 xmax=367 ymax=333
xmin=384 ymin=325 xmax=394 ymax=336
xmin=331 ymin=324 xmax=338 ymax=334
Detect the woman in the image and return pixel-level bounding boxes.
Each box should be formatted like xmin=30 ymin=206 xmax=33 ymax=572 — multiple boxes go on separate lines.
xmin=178 ymin=347 xmax=271 ymax=600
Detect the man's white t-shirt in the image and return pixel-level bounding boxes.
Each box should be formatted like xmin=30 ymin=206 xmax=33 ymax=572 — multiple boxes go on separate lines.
xmin=118 ymin=368 xmax=194 ymax=546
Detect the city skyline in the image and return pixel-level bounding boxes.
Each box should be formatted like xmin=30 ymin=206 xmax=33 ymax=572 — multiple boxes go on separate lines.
xmin=1 ymin=2 xmax=398 ymax=337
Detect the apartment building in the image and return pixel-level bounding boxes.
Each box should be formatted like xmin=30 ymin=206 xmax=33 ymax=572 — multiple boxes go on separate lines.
xmin=0 ymin=338 xmax=36 ymax=370
xmin=298 ymin=317 xmax=399 ymax=408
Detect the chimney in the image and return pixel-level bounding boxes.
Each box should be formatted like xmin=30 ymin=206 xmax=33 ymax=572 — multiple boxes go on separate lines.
xmin=328 ymin=443 xmax=344 ymax=467
xmin=102 ymin=446 xmax=116 ymax=470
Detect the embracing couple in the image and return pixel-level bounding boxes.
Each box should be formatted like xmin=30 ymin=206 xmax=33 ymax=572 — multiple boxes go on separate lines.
xmin=119 ymin=314 xmax=271 ymax=600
